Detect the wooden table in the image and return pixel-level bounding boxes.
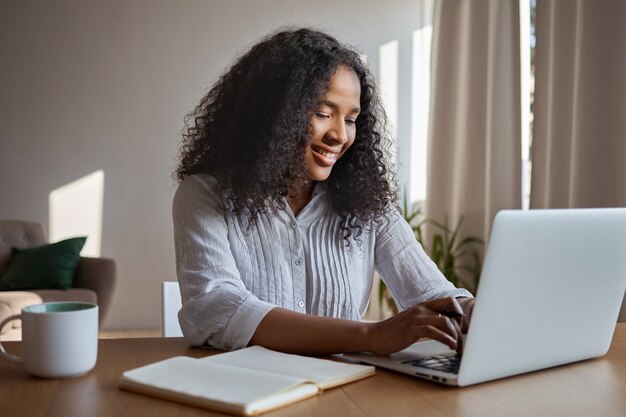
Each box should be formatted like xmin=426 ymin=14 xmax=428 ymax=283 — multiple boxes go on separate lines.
xmin=1 ymin=324 xmax=625 ymax=417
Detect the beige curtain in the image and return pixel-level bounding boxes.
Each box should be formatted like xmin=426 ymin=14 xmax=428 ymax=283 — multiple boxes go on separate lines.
xmin=531 ymin=0 xmax=626 ymax=321
xmin=426 ymin=0 xmax=521 ymax=262
xmin=531 ymin=0 xmax=626 ymax=208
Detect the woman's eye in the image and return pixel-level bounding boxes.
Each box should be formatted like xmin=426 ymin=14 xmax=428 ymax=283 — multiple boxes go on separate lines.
xmin=315 ymin=112 xmax=330 ymax=119
xmin=345 ymin=119 xmax=356 ymax=126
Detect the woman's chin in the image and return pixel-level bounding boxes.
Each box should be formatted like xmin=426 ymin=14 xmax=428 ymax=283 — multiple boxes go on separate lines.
xmin=306 ymin=168 xmax=332 ymax=182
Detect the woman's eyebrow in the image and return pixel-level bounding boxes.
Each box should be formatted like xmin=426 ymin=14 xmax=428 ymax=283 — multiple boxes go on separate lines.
xmin=318 ymin=99 xmax=360 ymax=114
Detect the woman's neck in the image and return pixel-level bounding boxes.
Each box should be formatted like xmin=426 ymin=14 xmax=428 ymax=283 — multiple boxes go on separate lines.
xmin=287 ymin=181 xmax=316 ymax=216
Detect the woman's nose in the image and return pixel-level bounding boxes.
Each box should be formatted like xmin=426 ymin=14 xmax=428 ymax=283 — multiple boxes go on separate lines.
xmin=327 ymin=120 xmax=349 ymax=144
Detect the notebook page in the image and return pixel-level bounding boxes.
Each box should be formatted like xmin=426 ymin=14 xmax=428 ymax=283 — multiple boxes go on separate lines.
xmin=121 ymin=356 xmax=318 ymax=413
xmin=202 ymin=346 xmax=375 ymax=390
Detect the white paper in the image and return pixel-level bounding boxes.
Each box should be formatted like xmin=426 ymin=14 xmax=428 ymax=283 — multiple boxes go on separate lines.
xmin=202 ymin=346 xmax=375 ymax=389
xmin=122 ymin=356 xmax=316 ymax=407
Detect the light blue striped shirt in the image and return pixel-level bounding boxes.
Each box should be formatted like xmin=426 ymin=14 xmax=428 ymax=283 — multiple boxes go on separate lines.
xmin=173 ymin=174 xmax=471 ymax=349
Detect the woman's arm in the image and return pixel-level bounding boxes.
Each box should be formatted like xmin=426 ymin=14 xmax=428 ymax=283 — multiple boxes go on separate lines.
xmin=174 ymin=175 xmax=276 ymax=349
xmin=374 ymin=211 xmax=473 ymax=308
xmin=250 ymin=296 xmax=466 ymax=355
xmin=365 ymin=209 xmax=476 ymax=353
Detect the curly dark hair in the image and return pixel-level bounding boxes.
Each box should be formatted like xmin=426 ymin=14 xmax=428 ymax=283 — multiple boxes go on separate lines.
xmin=175 ymin=27 xmax=397 ymax=241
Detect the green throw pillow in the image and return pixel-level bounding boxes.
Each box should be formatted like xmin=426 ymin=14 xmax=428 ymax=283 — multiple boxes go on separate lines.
xmin=0 ymin=237 xmax=87 ymax=291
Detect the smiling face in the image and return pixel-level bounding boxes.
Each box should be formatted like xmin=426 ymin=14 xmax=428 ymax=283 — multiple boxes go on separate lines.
xmin=305 ymin=65 xmax=361 ymax=183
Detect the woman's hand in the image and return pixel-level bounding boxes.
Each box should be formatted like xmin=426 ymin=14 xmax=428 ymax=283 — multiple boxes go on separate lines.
xmin=366 ymin=297 xmax=467 ymax=355
xmin=456 ymin=297 xmax=476 ymax=332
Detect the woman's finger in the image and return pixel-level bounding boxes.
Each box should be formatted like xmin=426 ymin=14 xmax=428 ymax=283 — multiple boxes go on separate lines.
xmin=416 ymin=324 xmax=458 ymax=350
xmin=415 ymin=315 xmax=461 ymax=350
xmin=447 ymin=314 xmax=464 ymax=354
xmin=425 ymin=296 xmax=465 ymax=319
xmin=417 ymin=313 xmax=464 ymax=354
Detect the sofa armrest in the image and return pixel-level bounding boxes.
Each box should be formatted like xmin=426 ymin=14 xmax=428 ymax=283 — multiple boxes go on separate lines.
xmin=74 ymin=257 xmax=116 ymax=325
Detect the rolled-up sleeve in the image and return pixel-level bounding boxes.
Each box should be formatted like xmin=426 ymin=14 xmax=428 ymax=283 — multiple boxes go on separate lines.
xmin=173 ymin=176 xmax=276 ymax=349
xmin=374 ymin=210 xmax=472 ymax=311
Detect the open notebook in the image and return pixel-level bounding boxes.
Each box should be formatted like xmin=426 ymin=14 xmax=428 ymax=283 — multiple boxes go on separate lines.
xmin=119 ymin=346 xmax=375 ymax=416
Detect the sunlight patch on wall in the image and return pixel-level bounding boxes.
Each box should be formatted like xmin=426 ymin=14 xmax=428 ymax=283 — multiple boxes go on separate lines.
xmin=410 ymin=25 xmax=433 ymax=204
xmin=379 ymin=39 xmax=399 ymax=166
xmin=49 ymin=170 xmax=104 ymax=257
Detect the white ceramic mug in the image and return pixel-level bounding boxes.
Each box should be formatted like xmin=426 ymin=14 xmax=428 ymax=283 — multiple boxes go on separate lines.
xmin=0 ymin=302 xmax=98 ymax=378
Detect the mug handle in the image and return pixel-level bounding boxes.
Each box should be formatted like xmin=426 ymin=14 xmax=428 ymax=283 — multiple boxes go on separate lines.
xmin=0 ymin=314 xmax=23 ymax=364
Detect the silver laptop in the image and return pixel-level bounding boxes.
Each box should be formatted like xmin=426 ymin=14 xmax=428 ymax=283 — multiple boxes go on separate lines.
xmin=345 ymin=208 xmax=626 ymax=386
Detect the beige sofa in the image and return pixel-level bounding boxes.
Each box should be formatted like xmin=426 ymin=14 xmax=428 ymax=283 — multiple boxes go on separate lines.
xmin=0 ymin=220 xmax=116 ymax=340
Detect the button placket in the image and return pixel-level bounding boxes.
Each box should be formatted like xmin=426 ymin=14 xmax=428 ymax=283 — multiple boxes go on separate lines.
xmin=287 ymin=217 xmax=306 ymax=312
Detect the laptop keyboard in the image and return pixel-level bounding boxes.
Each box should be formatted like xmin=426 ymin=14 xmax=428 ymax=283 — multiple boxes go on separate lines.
xmin=402 ymin=353 xmax=462 ymax=374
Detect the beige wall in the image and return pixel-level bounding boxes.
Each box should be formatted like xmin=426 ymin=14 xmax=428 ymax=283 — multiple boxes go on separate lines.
xmin=0 ymin=0 xmax=431 ymax=330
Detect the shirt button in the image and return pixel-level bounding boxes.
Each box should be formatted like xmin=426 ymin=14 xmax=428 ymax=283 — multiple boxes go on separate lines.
xmin=294 ymin=258 xmax=303 ymax=266
xmin=298 ymin=300 xmax=304 ymax=308
xmin=290 ymin=221 xmax=297 ymax=228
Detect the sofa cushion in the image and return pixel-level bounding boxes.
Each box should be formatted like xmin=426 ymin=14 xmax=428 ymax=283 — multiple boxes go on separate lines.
xmin=33 ymin=288 xmax=97 ymax=305
xmin=0 ymin=303 xmax=12 ymax=335
xmin=0 ymin=220 xmax=47 ymax=276
xmin=0 ymin=237 xmax=86 ymax=291
xmin=0 ymin=291 xmax=44 ymax=332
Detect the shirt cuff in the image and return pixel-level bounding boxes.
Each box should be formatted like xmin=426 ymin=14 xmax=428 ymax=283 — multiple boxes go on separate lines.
xmin=399 ymin=287 xmax=474 ymax=311
xmin=217 ymin=298 xmax=276 ymax=350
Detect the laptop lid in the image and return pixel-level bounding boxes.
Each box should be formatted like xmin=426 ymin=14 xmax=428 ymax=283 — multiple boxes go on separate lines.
xmin=457 ymin=208 xmax=626 ymax=386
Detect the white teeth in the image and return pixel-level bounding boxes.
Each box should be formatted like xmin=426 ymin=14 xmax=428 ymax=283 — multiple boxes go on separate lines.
xmin=314 ymin=146 xmax=339 ymax=160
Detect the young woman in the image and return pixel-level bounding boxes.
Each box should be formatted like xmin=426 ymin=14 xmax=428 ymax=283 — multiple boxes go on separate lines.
xmin=173 ymin=28 xmax=474 ymax=355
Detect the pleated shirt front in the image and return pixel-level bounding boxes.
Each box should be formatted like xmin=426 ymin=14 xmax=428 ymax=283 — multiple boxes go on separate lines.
xmin=173 ymin=174 xmax=471 ymax=349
